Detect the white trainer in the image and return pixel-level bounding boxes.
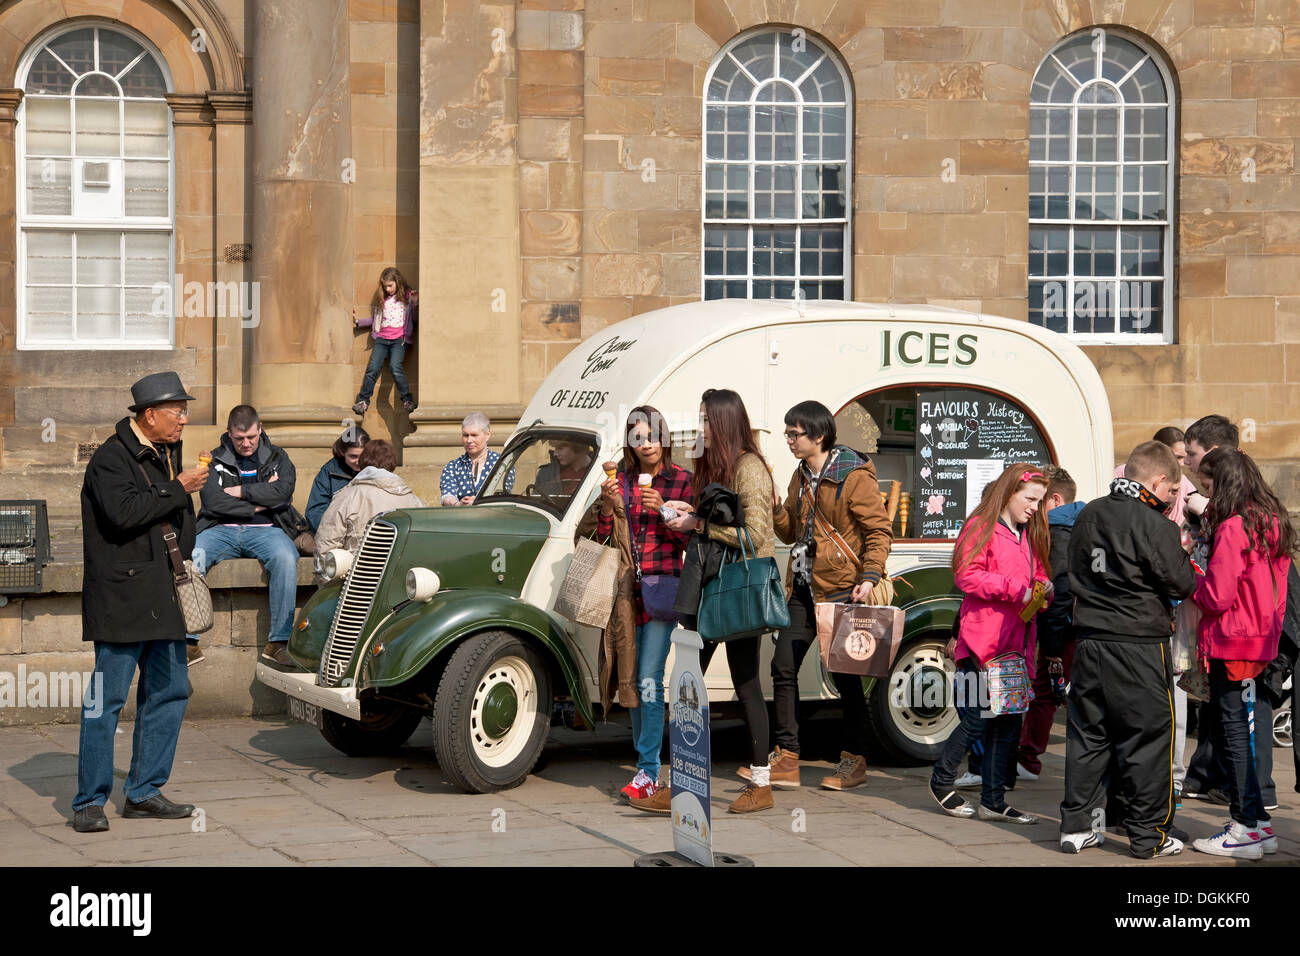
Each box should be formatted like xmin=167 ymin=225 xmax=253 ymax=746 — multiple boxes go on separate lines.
xmin=954 ymin=772 xmax=982 ymax=789
xmin=1060 ymin=830 xmax=1105 ymax=853
xmin=1192 ymin=822 xmax=1264 ymax=861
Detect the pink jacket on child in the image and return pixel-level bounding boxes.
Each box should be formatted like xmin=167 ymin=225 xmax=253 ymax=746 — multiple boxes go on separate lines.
xmin=1193 ymin=515 xmax=1290 ymax=662
xmin=954 ymin=518 xmax=1051 ymax=676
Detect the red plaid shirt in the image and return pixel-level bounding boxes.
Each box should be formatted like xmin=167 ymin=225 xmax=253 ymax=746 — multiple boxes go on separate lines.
xmin=597 ymin=463 xmax=693 ymax=576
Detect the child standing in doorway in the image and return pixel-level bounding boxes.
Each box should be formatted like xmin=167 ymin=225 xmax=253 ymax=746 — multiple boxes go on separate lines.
xmin=353 ymin=266 xmax=417 ymax=415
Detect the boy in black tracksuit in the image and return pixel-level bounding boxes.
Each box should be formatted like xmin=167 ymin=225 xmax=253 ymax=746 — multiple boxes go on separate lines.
xmin=1061 ymin=443 xmax=1197 ymax=857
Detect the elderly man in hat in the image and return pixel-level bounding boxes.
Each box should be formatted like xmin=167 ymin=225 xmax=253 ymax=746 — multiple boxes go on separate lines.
xmin=73 ymin=372 xmax=209 ymax=832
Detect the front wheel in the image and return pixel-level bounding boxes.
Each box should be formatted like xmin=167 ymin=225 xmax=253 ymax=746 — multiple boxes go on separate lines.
xmin=320 ymin=700 xmax=424 ymax=757
xmin=865 ymin=634 xmax=958 ymax=764
xmin=432 ymin=631 xmax=552 ymax=793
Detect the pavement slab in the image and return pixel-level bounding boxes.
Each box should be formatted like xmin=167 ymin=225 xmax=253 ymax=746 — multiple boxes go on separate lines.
xmin=0 ymin=714 xmax=1294 ymax=867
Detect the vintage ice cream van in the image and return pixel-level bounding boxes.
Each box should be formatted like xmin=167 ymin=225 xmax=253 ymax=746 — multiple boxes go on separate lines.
xmin=256 ymin=299 xmax=1113 ymax=793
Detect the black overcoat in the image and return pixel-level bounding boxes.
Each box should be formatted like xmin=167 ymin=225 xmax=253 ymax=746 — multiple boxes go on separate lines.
xmin=80 ymin=417 xmax=196 ymax=643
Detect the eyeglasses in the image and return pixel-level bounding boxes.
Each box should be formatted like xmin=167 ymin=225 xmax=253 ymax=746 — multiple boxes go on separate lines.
xmin=783 ymin=430 xmax=807 ymax=442
xmin=155 ymin=406 xmax=189 ymax=420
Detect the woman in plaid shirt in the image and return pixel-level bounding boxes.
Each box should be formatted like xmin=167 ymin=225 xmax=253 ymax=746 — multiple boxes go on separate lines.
xmin=597 ymin=405 xmax=693 ymax=806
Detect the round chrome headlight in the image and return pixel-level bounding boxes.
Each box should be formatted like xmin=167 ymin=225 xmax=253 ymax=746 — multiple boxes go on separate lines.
xmin=323 ymin=548 xmax=353 ymax=581
xmin=406 ymin=567 xmax=440 ymax=602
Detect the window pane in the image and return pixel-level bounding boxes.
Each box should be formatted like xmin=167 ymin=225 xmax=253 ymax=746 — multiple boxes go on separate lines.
xmin=1101 ymin=35 xmax=1146 ymax=83
xmin=752 ymin=279 xmax=796 ymax=299
xmin=125 ymin=232 xmax=170 ymax=284
xmin=1029 ymin=227 xmax=1069 ymax=277
xmin=1120 ymin=228 xmax=1163 ymax=277
xmin=754 ymin=166 xmax=796 ymax=219
xmin=1055 ymin=34 xmax=1096 ymax=85
xmin=120 ymin=57 xmax=166 ymax=97
xmin=1075 ymin=164 xmax=1117 ymax=220
xmin=1120 ymin=57 xmax=1166 ymax=104
xmin=24 ymin=285 xmax=74 ymax=340
xmin=76 ymin=231 xmax=121 ymax=284
xmin=729 ymin=34 xmax=777 ymax=82
xmin=49 ymin=29 xmax=96 ymax=75
xmin=1071 ymin=279 xmax=1117 ymax=334
xmin=801 ymin=165 xmax=846 ymax=219
xmin=97 ymin=30 xmax=143 ymax=77
xmin=25 ymin=49 xmax=75 ymax=94
xmin=799 ymin=225 xmax=844 ymax=277
xmin=75 ymin=73 xmax=120 ymax=97
xmin=704 ymin=226 xmax=748 ymax=276
xmin=124 ymin=100 xmax=169 ymax=157
xmin=1073 ymin=227 xmax=1117 ymax=278
xmin=802 ymin=106 xmax=846 ymax=161
xmin=754 ymin=101 xmax=797 ymax=162
xmin=126 ymin=286 xmax=169 ymax=341
xmin=25 ymin=98 xmax=71 ymax=154
xmin=124 ymin=160 xmax=169 ymax=216
xmin=74 ymin=97 xmax=120 ymax=156
xmin=77 ymin=285 xmax=120 ymax=339
xmin=1123 ymin=106 xmax=1166 ymax=162
xmin=26 ymin=232 xmax=73 ymax=283
xmin=752 ymin=227 xmax=796 ymax=277
xmin=1118 ymin=280 xmax=1161 ymax=334
xmin=803 ymin=57 xmax=846 ymax=103
xmin=1043 ymin=166 xmax=1069 ymax=219
xmin=1076 ymin=105 xmax=1118 ymax=162
xmin=778 ymin=31 xmax=821 ymax=82
xmin=25 ymin=158 xmax=71 ymax=214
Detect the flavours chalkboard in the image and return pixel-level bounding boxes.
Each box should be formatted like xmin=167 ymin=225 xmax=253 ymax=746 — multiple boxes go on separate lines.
xmin=913 ymin=388 xmax=1052 ymax=538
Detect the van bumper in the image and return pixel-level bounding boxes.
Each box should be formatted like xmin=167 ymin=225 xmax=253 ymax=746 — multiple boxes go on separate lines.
xmin=255 ymin=662 xmax=361 ymax=719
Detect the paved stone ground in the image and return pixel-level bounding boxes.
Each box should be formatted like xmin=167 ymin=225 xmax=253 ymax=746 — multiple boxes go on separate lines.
xmin=1 ymin=712 xmax=1296 ymax=867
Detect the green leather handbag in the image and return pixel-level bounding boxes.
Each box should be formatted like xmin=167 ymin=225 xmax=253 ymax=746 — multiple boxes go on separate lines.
xmin=697 ymin=528 xmax=791 ymax=642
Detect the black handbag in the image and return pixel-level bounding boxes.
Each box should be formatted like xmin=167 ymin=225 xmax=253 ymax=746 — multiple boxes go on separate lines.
xmin=697 ymin=528 xmax=791 ymax=641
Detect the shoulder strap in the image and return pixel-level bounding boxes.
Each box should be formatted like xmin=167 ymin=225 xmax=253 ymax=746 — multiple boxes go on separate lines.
xmin=135 ymin=461 xmax=188 ymax=580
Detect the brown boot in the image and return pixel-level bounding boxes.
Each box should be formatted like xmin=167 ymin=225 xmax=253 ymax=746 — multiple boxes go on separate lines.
xmin=737 ymin=746 xmax=800 ymax=789
xmin=629 ymin=784 xmax=671 ymax=814
xmin=820 ymin=751 xmax=868 ymax=790
xmin=728 ymin=782 xmax=774 ymax=813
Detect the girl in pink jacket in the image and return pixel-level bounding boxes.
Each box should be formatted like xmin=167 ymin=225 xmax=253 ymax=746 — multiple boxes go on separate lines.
xmin=1190 ymin=448 xmax=1294 ymax=860
xmin=929 ymin=466 xmax=1051 ymax=824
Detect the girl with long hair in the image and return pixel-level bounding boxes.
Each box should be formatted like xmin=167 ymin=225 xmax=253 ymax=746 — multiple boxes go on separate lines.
xmin=1191 ymin=448 xmax=1294 ymax=860
xmin=596 ymin=406 xmax=694 ymax=809
xmin=665 ymin=388 xmax=777 ymax=813
xmin=928 ymin=464 xmax=1051 ymax=824
xmin=353 ymin=266 xmax=418 ymax=414
xmin=305 ymin=425 xmax=371 ymax=532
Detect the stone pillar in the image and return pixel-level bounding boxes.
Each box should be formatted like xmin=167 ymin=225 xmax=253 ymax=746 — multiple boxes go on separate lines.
xmin=406 ymin=0 xmax=524 ymax=467
xmin=0 ymin=89 xmax=21 ymax=362
xmin=250 ymin=0 xmax=355 ymax=448
xmin=208 ymin=91 xmax=253 ymax=423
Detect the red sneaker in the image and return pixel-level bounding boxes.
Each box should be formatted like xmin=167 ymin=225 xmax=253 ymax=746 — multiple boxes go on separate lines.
xmin=620 ymin=770 xmax=654 ymax=800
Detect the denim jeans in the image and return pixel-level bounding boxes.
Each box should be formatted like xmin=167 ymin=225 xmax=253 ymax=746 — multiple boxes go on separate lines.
xmin=74 ymin=640 xmax=188 ymax=810
xmin=930 ymin=661 xmax=1023 ymax=810
xmin=358 ymin=339 xmax=411 ymax=404
xmin=192 ymin=525 xmax=298 ymax=643
xmin=1210 ymin=660 xmax=1269 ymax=826
xmin=629 ymin=619 xmax=675 ymax=777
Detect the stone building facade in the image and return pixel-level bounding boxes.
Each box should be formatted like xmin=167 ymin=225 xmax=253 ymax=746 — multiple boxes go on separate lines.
xmin=0 ymin=0 xmax=1296 ymax=518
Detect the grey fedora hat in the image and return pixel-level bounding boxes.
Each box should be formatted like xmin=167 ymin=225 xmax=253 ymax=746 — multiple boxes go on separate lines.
xmin=129 ymin=371 xmax=196 ymax=412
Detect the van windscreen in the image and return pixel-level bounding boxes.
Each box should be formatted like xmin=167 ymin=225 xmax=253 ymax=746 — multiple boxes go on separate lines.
xmin=475 ymin=430 xmax=601 ymax=518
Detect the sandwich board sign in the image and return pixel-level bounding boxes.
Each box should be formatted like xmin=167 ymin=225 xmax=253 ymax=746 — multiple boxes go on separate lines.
xmin=668 ymin=628 xmax=712 ymax=867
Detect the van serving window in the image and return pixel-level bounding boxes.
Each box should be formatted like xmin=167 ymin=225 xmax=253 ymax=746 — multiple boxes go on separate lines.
xmin=836 ymin=386 xmax=1054 ymax=540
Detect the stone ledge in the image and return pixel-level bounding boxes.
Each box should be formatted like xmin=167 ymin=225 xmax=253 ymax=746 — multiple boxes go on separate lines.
xmin=35 ymin=558 xmax=317 ymax=596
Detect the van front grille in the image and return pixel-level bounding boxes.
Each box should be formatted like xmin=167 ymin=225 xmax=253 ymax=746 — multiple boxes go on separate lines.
xmin=319 ymin=520 xmax=397 ymax=687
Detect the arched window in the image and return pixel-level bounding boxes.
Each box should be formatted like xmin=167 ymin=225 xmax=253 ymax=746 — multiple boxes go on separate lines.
xmin=702 ymin=29 xmax=851 ymax=301
xmin=17 ymin=25 xmax=173 ymax=348
xmin=1028 ymin=29 xmax=1174 ymax=342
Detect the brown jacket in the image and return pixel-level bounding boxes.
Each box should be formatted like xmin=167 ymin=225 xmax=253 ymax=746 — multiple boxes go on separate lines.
xmin=576 ymin=495 xmax=639 ymax=711
xmin=773 ymin=446 xmax=893 ymax=602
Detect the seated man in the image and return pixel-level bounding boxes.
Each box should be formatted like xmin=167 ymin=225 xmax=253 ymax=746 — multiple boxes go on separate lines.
xmin=193 ymin=405 xmax=300 ymax=667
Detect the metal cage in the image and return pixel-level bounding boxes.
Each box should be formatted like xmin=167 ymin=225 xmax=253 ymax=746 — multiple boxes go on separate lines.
xmin=0 ymin=500 xmax=50 ymax=593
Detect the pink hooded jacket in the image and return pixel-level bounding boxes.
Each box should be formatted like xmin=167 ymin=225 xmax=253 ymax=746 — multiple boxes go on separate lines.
xmin=953 ymin=518 xmax=1051 ymax=675
xmin=1193 ymin=515 xmax=1291 ymax=662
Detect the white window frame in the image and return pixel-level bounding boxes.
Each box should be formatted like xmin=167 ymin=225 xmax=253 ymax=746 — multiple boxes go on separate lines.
xmin=701 ymin=27 xmax=853 ymax=302
xmin=15 ymin=22 xmax=176 ymax=350
xmin=1028 ymin=28 xmax=1176 ymax=345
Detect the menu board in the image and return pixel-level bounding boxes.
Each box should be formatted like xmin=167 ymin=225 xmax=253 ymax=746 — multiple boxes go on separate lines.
xmin=913 ymin=388 xmax=1052 ymax=539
